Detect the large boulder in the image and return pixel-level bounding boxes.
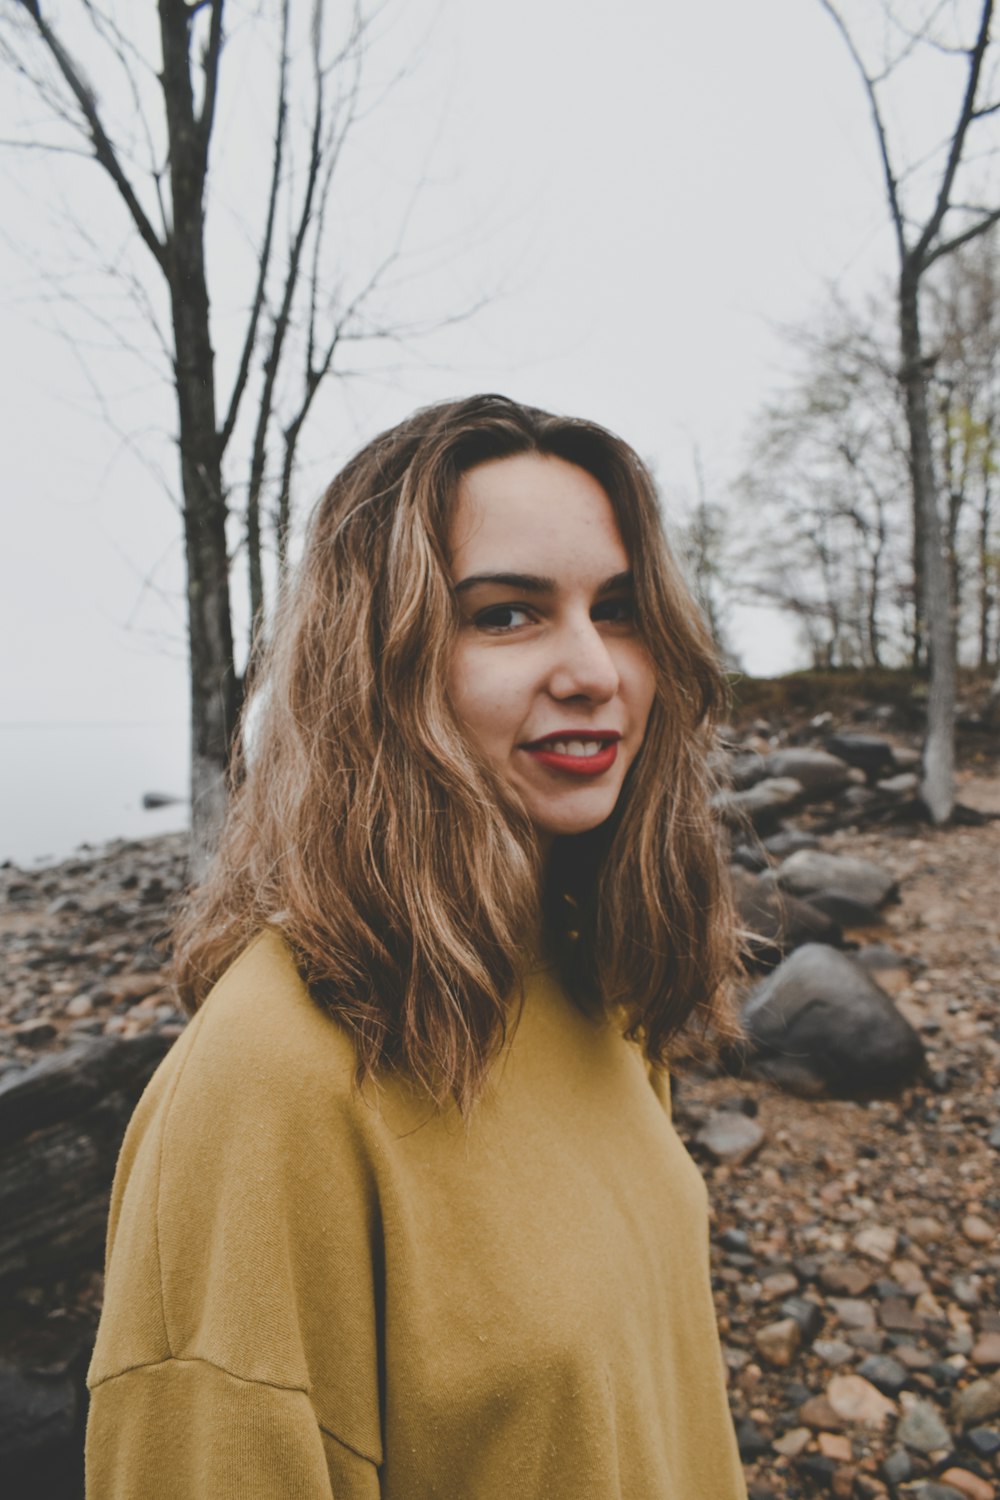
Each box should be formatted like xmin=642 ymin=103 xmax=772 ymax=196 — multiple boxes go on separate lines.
xmin=731 ymin=870 xmax=842 ymax=967
xmin=712 ymin=778 xmax=804 ymax=834
xmin=773 ymin=849 xmax=898 ymax=910
xmin=760 ymin=749 xmax=853 ymax=798
xmin=763 ymin=829 xmax=820 ymax=859
xmin=802 ymin=890 xmax=886 ymax=929
xmin=740 ymin=944 xmax=925 ymax=1097
xmin=825 ymin=733 xmax=896 ymax=782
xmin=726 ymin=750 xmax=769 ymax=791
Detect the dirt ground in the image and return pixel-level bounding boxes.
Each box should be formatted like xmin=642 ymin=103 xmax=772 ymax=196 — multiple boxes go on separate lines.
xmin=1 ymin=760 xmax=998 ymax=1497
xmin=676 ymin=766 xmax=1000 ymax=1498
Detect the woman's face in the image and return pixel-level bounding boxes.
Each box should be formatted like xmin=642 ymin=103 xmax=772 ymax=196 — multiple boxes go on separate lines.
xmin=447 ymin=452 xmax=657 ymax=850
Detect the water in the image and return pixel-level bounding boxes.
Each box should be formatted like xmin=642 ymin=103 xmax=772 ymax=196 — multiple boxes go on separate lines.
xmin=0 ymin=721 xmax=190 ymax=866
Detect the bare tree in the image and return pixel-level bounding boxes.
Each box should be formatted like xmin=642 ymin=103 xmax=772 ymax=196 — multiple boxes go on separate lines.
xmin=2 ymin=0 xmax=474 ymax=855
xmin=674 ymin=447 xmax=735 ymax=664
xmin=735 ymin=306 xmax=914 ymax=671
xmin=927 ymin=229 xmax=1000 ymax=668
xmin=819 ymin=0 xmax=1000 ymax=821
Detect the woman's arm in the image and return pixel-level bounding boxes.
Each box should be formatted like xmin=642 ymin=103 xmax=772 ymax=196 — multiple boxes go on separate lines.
xmin=85 ymin=935 xmax=384 ymax=1498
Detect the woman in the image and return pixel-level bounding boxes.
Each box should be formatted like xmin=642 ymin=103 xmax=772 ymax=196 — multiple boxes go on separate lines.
xmin=85 ymin=395 xmax=747 ymax=1498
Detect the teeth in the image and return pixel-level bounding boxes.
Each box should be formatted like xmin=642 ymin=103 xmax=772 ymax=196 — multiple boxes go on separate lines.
xmin=547 ymin=739 xmax=603 ymax=757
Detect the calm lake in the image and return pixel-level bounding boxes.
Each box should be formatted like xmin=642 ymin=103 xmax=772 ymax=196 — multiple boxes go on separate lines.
xmin=1 ymin=721 xmax=190 ymax=866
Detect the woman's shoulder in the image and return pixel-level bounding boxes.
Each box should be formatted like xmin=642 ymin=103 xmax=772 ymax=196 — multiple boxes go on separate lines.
xmin=177 ymin=926 xmax=359 ymax=1103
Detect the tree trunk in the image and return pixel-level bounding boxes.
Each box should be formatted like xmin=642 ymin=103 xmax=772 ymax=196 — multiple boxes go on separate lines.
xmin=978 ymin=436 xmax=994 ymax=668
xmin=867 ymin=539 xmax=884 ymax=668
xmin=159 ymin=1 xmax=237 ymax=861
xmin=900 ymin=271 xmax=956 ymax=823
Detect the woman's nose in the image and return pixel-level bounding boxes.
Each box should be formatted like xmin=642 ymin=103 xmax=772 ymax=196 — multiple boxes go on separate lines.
xmin=547 ymin=618 xmax=620 ymax=701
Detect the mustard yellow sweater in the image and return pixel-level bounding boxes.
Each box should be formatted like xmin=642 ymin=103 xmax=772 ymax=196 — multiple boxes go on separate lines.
xmin=86 ymin=931 xmax=746 ymax=1499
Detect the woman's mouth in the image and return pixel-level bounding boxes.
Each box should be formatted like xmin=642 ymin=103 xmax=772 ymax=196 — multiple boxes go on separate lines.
xmin=521 ymin=734 xmax=620 ymax=777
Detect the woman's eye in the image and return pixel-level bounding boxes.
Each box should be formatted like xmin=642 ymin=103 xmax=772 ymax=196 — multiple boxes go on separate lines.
xmin=474 ymin=604 xmax=534 ymax=632
xmin=593 ymin=597 xmax=635 ymax=624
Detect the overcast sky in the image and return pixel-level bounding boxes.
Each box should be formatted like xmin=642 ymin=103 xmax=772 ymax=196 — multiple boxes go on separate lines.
xmin=0 ymin=0 xmax=944 ymax=827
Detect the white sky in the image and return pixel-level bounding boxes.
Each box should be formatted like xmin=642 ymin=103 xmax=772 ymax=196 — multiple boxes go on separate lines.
xmin=0 ymin=0 xmax=959 ymax=757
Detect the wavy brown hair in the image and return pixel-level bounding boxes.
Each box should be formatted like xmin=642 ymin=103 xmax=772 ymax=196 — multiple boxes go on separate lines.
xmin=172 ymin=394 xmax=736 ymax=1109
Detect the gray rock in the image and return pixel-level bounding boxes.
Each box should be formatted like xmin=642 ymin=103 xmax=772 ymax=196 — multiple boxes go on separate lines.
xmin=854 ymin=944 xmax=907 ymax=972
xmin=726 ymin=750 xmax=769 ymax=790
xmin=897 ymin=1394 xmax=953 ymax=1454
xmin=838 ymin=784 xmax=882 ymax=812
xmin=858 ymin=1353 xmax=908 ymax=1396
xmin=952 ymin=1377 xmax=1000 ymax=1427
xmin=829 ymin=1297 xmax=877 ymax=1331
xmin=763 ymin=829 xmax=820 ymax=858
xmin=826 ymin=733 xmax=897 ymax=780
xmin=800 ymin=889 xmax=886 ymax=928
xmin=731 ymin=871 xmax=842 ymax=966
xmin=814 ymin=1338 xmax=855 ymax=1367
xmin=741 ymin=944 xmax=924 ymax=1097
xmin=774 ymin=849 xmax=898 ymax=909
xmin=780 ymin=1296 xmax=823 ymax=1343
xmin=695 ymin=1111 xmax=765 ymax=1164
xmin=966 ymin=1427 xmax=1000 ymax=1457
xmin=759 ymin=748 xmax=852 ymax=797
xmin=712 ymin=777 xmax=804 ymax=833
xmin=881 ymin=1447 xmax=912 ymax=1485
xmin=876 ymin=772 xmax=919 ymax=797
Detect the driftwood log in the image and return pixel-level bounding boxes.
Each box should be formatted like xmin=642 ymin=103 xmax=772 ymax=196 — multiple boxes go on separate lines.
xmin=0 ymin=1032 xmax=173 ymax=1491
xmin=0 ymin=1032 xmax=172 ymax=1282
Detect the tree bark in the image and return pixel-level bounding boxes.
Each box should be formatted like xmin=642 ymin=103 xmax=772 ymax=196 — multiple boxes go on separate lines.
xmin=900 ymin=272 xmax=956 ymax=823
xmin=158 ymin=1 xmax=237 ymax=859
xmin=978 ymin=431 xmax=995 ymax=668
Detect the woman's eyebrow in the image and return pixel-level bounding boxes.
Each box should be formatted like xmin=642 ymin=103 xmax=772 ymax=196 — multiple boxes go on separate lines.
xmin=454 ymin=571 xmax=556 ymax=594
xmin=598 ymin=571 xmax=634 ymax=595
xmin=454 ymin=569 xmax=634 ymax=595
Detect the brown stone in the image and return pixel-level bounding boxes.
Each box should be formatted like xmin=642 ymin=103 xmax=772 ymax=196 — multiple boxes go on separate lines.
xmin=905 ymin=1215 xmax=944 ymax=1245
xmin=760 ymin=1270 xmax=799 ymax=1301
xmin=970 ymin=1331 xmax=1000 ymax=1368
xmin=894 ymin=1344 xmax=934 ymax=1371
xmin=799 ymin=1395 xmax=846 ymax=1432
xmin=854 ymin=1225 xmax=898 ymax=1262
xmin=826 ymin=1374 xmax=897 ymax=1430
xmin=819 ymin=1261 xmax=873 ymax=1297
xmin=830 ymin=1297 xmax=876 ymax=1331
xmin=772 ymin=1426 xmax=811 ymax=1457
xmin=831 ymin=1464 xmax=857 ymax=1499
xmin=817 ymin=1432 xmax=852 ymax=1461
xmin=961 ymin=1214 xmax=994 ymax=1247
xmin=879 ymin=1297 xmax=923 ymax=1332
xmin=889 ymin=1258 xmax=929 ymax=1296
xmin=939 ymin=1468 xmax=995 ymax=1500
xmin=755 ymin=1317 xmax=801 ymax=1368
xmin=107 ymin=971 xmax=165 ymax=1004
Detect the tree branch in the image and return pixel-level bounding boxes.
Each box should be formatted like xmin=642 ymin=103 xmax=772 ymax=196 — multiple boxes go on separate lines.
xmin=14 ymin=0 xmax=167 ymax=271
xmin=219 ymin=0 xmax=289 ymax=455
xmin=925 ymin=204 xmax=1000 ymax=267
xmin=196 ymin=0 xmax=224 ymax=156
xmin=915 ymin=0 xmax=995 ymax=265
xmin=817 ymin=0 xmax=907 ymax=259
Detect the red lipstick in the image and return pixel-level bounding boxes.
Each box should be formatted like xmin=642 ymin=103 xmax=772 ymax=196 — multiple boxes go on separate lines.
xmin=521 ymin=731 xmax=621 ymax=777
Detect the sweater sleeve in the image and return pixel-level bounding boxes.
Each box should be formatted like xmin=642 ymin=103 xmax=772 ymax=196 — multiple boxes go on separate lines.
xmin=86 ymin=935 xmax=385 ymax=1498
xmin=86 ymin=1357 xmax=380 ymax=1499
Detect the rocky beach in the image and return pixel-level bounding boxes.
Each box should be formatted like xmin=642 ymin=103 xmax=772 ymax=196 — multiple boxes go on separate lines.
xmin=1 ymin=689 xmax=998 ymax=1498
